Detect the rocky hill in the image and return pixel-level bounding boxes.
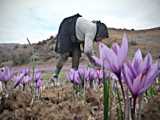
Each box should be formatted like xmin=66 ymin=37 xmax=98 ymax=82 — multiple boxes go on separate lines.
xmin=0 ymin=35 xmax=56 ymax=66
xmin=0 ymin=27 xmax=160 ymax=66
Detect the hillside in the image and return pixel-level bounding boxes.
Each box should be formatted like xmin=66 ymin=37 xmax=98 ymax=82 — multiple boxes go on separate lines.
xmin=0 ymin=27 xmax=160 ymax=66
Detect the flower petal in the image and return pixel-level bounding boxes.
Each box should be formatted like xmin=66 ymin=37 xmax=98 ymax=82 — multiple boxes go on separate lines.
xmin=139 ymin=63 xmax=159 ymax=94
xmin=132 ymin=74 xmax=142 ymax=96
xmin=112 ymin=43 xmax=120 ymax=55
xmin=132 ymin=49 xmax=143 ymax=74
xmin=122 ymin=63 xmax=133 ymax=92
xmin=74 ymin=70 xmax=81 ymax=84
xmin=118 ymin=33 xmax=128 ymax=65
xmin=99 ymin=43 xmax=119 ymax=72
xmin=141 ymin=52 xmax=152 ymax=74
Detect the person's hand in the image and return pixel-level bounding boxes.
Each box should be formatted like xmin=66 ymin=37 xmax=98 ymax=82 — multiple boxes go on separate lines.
xmin=90 ymin=56 xmax=102 ymax=69
xmin=90 ymin=56 xmax=97 ymax=65
xmin=86 ymin=53 xmax=96 ymax=65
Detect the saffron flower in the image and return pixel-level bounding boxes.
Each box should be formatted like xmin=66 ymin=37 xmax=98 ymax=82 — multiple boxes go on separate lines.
xmin=34 ymin=70 xmax=41 ymax=82
xmin=34 ymin=69 xmax=43 ymax=88
xmin=67 ymin=68 xmax=81 ymax=85
xmin=122 ymin=49 xmax=159 ymax=97
xmin=85 ymin=68 xmax=97 ymax=81
xmin=21 ymin=75 xmax=32 ymax=87
xmin=14 ymin=68 xmax=30 ymax=88
xmin=33 ymin=69 xmax=43 ymax=98
xmin=92 ymin=33 xmax=128 ymax=98
xmin=96 ymin=69 xmax=104 ymax=84
xmin=35 ymin=78 xmax=43 ymax=97
xmin=96 ymin=69 xmax=103 ymax=79
xmin=122 ymin=49 xmax=159 ymax=119
xmin=78 ymin=67 xmax=87 ymax=80
xmin=0 ymin=66 xmax=13 ymax=82
xmin=92 ymin=33 xmax=128 ymax=78
xmin=0 ymin=66 xmax=13 ymax=94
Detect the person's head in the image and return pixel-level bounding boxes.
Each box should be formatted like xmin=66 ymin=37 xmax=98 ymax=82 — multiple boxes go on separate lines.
xmin=93 ymin=21 xmax=109 ymax=42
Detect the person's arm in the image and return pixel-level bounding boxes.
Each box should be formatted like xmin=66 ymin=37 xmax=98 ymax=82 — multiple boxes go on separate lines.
xmin=84 ymin=33 xmax=96 ymax=65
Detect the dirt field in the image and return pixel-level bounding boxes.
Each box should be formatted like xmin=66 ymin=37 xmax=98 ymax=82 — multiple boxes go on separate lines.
xmin=0 ymin=84 xmax=104 ymax=120
xmin=0 ymin=82 xmax=160 ymax=120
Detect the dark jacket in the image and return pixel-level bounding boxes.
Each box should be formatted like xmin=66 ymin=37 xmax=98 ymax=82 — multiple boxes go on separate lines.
xmin=55 ymin=14 xmax=82 ymax=56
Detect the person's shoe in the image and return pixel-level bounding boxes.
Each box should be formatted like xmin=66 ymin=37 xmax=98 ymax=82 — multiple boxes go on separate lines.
xmin=50 ymin=75 xmax=60 ymax=87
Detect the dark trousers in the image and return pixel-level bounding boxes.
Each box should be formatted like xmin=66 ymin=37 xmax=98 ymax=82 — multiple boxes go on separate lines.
xmin=54 ymin=47 xmax=81 ymax=78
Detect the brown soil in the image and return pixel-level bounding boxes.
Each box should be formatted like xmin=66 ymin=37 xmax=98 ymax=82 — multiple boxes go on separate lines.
xmin=141 ymin=93 xmax=160 ymax=120
xmin=0 ymin=84 xmax=103 ymax=120
xmin=0 ymin=84 xmax=160 ymax=120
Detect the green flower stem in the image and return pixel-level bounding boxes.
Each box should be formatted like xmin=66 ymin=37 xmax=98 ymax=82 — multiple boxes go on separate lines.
xmin=27 ymin=38 xmax=36 ymax=98
xmin=104 ymin=78 xmax=110 ymax=120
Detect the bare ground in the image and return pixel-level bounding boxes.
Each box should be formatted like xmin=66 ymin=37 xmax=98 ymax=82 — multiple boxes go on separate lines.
xmin=0 ymin=84 xmax=104 ymax=120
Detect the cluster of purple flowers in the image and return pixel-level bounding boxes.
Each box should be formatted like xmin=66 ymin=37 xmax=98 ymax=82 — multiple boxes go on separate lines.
xmin=67 ymin=67 xmax=104 ymax=87
xmin=92 ymin=33 xmax=159 ymax=119
xmin=0 ymin=66 xmax=43 ymax=97
xmin=14 ymin=68 xmax=31 ymax=89
xmin=92 ymin=33 xmax=159 ymax=97
xmin=14 ymin=68 xmax=43 ymax=93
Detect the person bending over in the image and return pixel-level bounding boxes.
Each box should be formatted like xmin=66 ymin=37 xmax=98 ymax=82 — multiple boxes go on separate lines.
xmin=52 ymin=13 xmax=109 ymax=85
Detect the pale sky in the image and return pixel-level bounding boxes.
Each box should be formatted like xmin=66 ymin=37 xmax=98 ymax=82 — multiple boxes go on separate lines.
xmin=0 ymin=0 xmax=160 ymax=44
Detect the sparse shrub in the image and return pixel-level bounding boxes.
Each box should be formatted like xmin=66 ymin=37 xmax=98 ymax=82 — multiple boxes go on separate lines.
xmin=0 ymin=51 xmax=12 ymax=64
xmin=12 ymin=48 xmax=32 ymax=65
xmin=23 ymin=45 xmax=28 ymax=49
xmin=13 ymin=44 xmax=19 ymax=50
xmin=1 ymin=60 xmax=13 ymax=67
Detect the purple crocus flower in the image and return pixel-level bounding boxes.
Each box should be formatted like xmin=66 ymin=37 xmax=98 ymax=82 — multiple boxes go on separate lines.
xmin=22 ymin=75 xmax=32 ymax=85
xmin=96 ymin=69 xmax=103 ymax=79
xmin=34 ymin=69 xmax=42 ymax=87
xmin=20 ymin=68 xmax=29 ymax=76
xmin=92 ymin=33 xmax=128 ymax=98
xmin=14 ymin=68 xmax=30 ymax=88
xmin=92 ymin=43 xmax=110 ymax=69
xmin=35 ymin=79 xmax=42 ymax=93
xmin=19 ymin=75 xmax=32 ymax=90
xmin=33 ymin=69 xmax=43 ymax=98
xmin=0 ymin=66 xmax=13 ymax=93
xmin=85 ymin=68 xmax=97 ymax=81
xmin=0 ymin=66 xmax=13 ymax=94
xmin=14 ymin=73 xmax=25 ymax=88
xmin=0 ymin=67 xmax=13 ymax=82
xmin=67 ymin=69 xmax=81 ymax=85
xmin=95 ymin=69 xmax=104 ymax=85
xmin=122 ymin=49 xmax=159 ymax=97
xmin=78 ymin=67 xmax=87 ymax=80
xmin=35 ymin=78 xmax=43 ymax=99
xmin=36 ymin=79 xmax=42 ymax=88
xmin=122 ymin=49 xmax=159 ymax=118
xmin=84 ymin=68 xmax=99 ymax=89
xmin=95 ymin=69 xmax=118 ymax=86
xmin=92 ymin=33 xmax=128 ymax=77
xmin=34 ymin=71 xmax=42 ymax=82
